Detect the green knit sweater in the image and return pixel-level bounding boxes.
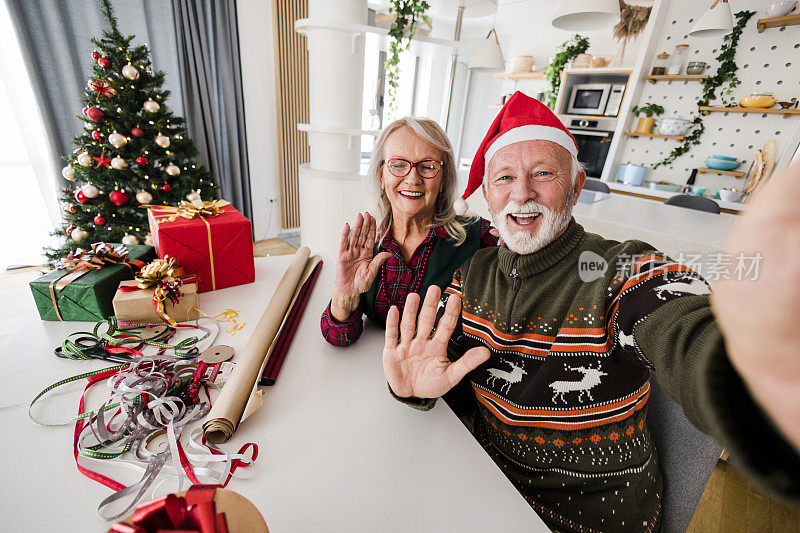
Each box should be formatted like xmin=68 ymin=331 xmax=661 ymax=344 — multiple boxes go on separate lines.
xmin=398 ymin=219 xmax=800 ymax=532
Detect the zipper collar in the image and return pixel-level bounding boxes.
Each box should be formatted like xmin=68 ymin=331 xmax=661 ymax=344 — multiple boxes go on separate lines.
xmin=498 ymin=218 xmax=585 ymax=279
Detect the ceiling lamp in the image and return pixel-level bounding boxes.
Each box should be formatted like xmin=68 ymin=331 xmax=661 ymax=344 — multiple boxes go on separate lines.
xmin=689 ymin=0 xmax=733 ymax=38
xmin=469 ymin=28 xmax=504 ymax=70
xmin=551 ymin=0 xmax=621 ymax=31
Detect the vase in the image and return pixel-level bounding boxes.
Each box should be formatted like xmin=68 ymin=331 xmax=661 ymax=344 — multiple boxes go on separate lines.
xmin=635 ymin=117 xmax=656 ymax=134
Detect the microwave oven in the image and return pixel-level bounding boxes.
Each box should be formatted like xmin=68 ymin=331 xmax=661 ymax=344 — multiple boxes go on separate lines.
xmin=566 ymin=83 xmax=626 ymax=116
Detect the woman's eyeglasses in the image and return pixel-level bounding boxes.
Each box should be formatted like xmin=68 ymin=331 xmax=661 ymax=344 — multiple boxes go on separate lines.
xmin=382 ymin=158 xmax=443 ymax=179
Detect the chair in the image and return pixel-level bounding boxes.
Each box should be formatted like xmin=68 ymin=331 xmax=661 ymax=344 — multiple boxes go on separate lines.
xmin=646 ymin=377 xmax=723 ymax=532
xmin=664 ymin=194 xmax=721 ymax=214
xmin=582 ymin=178 xmax=611 ymax=193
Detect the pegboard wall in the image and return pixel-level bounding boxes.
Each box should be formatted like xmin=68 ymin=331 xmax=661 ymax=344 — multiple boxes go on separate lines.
xmin=616 ymin=0 xmax=800 ymax=194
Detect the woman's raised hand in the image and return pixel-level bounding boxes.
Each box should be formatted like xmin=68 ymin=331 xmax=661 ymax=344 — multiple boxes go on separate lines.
xmin=383 ymin=285 xmax=491 ymax=399
xmin=331 ymin=213 xmax=391 ymax=321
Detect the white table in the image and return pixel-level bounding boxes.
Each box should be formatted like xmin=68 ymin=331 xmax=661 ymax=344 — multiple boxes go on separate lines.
xmin=0 ymin=256 xmax=546 ymax=532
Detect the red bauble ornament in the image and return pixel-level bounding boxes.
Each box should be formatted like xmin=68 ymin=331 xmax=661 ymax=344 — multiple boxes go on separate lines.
xmin=136 ymin=156 xmax=148 ymax=166
xmin=94 ymin=215 xmax=106 ymax=226
xmin=160 ymin=183 xmax=172 ymax=192
xmin=109 ymin=190 xmax=130 ymax=206
xmin=91 ymin=51 xmax=100 ymax=60
xmin=74 ymin=190 xmax=89 ymax=204
xmin=86 ymin=106 xmax=104 ymax=122
xmin=66 ymin=224 xmax=75 ymax=234
xmin=97 ymin=57 xmax=111 ymax=68
xmin=131 ymin=127 xmax=144 ymax=137
xmin=73 ymin=148 xmax=81 ymax=155
xmin=82 ymin=106 xmax=89 ymax=117
xmin=91 ymin=130 xmax=101 ymax=140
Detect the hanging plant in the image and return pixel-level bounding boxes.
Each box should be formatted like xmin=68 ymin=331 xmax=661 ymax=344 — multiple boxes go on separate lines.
xmin=542 ymin=35 xmax=590 ymax=110
xmin=385 ymin=0 xmax=430 ymax=117
xmin=653 ymin=10 xmax=756 ymax=169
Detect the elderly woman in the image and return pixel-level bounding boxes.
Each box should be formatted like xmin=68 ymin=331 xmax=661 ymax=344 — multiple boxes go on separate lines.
xmin=320 ymin=117 xmax=497 ymax=346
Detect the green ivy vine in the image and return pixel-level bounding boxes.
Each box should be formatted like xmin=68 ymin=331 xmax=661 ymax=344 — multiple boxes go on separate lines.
xmin=385 ymin=0 xmax=430 ymax=116
xmin=543 ymin=35 xmax=590 ymax=110
xmin=653 ymin=10 xmax=756 ymax=169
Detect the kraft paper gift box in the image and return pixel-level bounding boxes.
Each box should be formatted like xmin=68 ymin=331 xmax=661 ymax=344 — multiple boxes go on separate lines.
xmin=112 ymin=279 xmax=200 ymax=325
xmin=29 ymin=243 xmax=155 ymax=322
xmin=147 ymin=201 xmax=255 ymax=293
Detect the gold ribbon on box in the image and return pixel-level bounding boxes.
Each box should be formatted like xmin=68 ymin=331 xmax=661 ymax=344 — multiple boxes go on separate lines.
xmin=143 ymin=199 xmax=231 ymax=290
xmin=49 ymin=242 xmax=146 ymax=321
xmin=118 ymin=256 xmax=198 ymax=326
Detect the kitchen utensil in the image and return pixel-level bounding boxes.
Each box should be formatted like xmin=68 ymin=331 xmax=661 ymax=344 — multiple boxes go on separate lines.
xmin=690 ymin=187 xmax=707 ymax=196
xmin=682 ymin=168 xmax=699 ymax=193
xmin=766 ymin=1 xmax=797 ymax=18
xmin=705 ymin=158 xmax=741 ymax=170
xmin=778 ymin=99 xmax=799 ymax=109
xmin=656 ymin=118 xmax=692 ymax=136
xmin=740 ymin=96 xmax=778 ymax=108
xmin=686 ymin=61 xmax=707 ymax=75
xmin=745 ymin=150 xmax=764 ymax=194
xmin=718 ymin=189 xmax=743 ymax=202
xmin=618 ymin=164 xmax=648 ymax=186
xmin=757 ymin=139 xmax=778 ymax=194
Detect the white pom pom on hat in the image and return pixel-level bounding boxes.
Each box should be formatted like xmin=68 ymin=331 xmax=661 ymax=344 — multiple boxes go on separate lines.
xmin=454 ymin=197 xmax=469 ymax=216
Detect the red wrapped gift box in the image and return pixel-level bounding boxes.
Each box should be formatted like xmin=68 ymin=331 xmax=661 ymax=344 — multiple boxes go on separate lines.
xmin=148 ymin=202 xmax=255 ymax=293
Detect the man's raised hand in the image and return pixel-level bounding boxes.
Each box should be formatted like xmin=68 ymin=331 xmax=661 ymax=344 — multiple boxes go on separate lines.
xmin=383 ymin=285 xmax=491 ymax=399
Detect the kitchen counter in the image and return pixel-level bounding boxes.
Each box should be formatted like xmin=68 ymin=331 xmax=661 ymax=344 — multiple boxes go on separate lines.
xmin=606 ymin=182 xmax=747 ymax=213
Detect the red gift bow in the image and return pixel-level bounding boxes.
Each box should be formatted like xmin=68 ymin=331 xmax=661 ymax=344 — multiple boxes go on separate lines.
xmin=49 ymin=242 xmax=146 ymax=321
xmin=107 ymin=484 xmax=228 ymax=533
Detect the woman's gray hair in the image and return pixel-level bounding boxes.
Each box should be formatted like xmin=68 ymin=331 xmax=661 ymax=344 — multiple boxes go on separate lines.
xmin=367 ymin=116 xmax=474 ymax=246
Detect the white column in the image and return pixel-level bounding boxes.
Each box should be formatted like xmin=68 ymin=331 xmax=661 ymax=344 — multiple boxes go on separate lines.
xmin=298 ymin=0 xmax=370 ymax=260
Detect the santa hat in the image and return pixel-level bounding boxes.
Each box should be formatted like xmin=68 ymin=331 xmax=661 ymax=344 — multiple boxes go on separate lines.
xmin=454 ymin=91 xmax=578 ymax=215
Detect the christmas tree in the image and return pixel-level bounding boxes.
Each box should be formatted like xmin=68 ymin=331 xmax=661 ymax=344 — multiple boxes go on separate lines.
xmin=47 ymin=0 xmax=217 ymax=261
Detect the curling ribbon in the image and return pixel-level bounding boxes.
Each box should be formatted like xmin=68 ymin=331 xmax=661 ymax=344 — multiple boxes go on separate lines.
xmin=143 ymin=199 xmax=230 ymax=291
xmin=192 ymin=308 xmax=245 ymax=336
xmin=49 ymin=242 xmax=146 ymax=321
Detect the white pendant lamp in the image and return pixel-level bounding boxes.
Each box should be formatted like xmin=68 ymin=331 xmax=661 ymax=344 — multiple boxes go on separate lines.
xmin=551 ymin=0 xmax=621 ymax=31
xmin=469 ymin=28 xmax=505 ymax=70
xmin=689 ymin=0 xmax=733 ymax=38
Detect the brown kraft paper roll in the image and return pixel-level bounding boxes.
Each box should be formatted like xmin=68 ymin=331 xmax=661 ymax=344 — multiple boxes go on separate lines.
xmin=202 ymin=247 xmax=311 ymax=443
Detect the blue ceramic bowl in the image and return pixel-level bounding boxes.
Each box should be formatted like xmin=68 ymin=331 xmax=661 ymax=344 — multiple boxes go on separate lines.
xmin=705 ymin=158 xmax=741 ymax=171
xmin=690 ymin=187 xmax=707 ymax=196
xmin=712 ymin=155 xmax=737 ymax=161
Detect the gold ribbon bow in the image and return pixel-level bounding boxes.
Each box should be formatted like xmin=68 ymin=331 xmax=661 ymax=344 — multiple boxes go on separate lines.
xmin=133 ymin=256 xmax=188 ymax=326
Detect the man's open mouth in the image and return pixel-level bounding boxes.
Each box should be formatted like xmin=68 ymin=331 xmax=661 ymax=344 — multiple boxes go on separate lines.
xmin=508 ymin=212 xmax=541 ymax=226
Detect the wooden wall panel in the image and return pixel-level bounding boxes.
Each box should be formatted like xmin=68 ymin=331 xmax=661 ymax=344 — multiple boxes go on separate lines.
xmin=272 ymin=0 xmax=309 ymax=229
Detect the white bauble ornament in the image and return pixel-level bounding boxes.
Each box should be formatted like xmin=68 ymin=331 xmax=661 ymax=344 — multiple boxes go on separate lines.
xmin=71 ymin=227 xmax=89 ymax=242
xmin=155 ymin=134 xmax=170 ymax=148
xmin=143 ymin=99 xmax=160 ymax=113
xmin=61 ymin=201 xmax=72 ymax=212
xmin=136 ymin=190 xmax=153 ymax=204
xmin=144 ymin=233 xmax=153 ymax=246
xmin=186 ymin=191 xmax=201 ymax=202
xmin=81 ymin=183 xmax=100 ymax=198
xmin=108 ymin=132 xmax=127 ymax=148
xmin=77 ymin=152 xmax=93 ymax=167
xmin=110 ymin=156 xmax=128 ymax=170
xmin=165 ymin=164 xmax=180 ymax=176
xmin=61 ymin=165 xmax=75 ymax=181
xmin=122 ymin=64 xmax=139 ymax=80
xmin=121 ymin=234 xmax=139 ymax=245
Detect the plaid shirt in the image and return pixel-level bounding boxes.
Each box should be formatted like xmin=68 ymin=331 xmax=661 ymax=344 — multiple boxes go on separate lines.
xmin=321 ymin=218 xmax=497 ymax=346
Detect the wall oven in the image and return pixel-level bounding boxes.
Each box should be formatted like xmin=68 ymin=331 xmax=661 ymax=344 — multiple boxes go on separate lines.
xmin=567 ymin=119 xmax=614 ymax=178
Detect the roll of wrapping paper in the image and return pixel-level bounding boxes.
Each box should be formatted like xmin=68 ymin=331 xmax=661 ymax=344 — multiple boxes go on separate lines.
xmin=203 ymin=247 xmax=311 ymax=444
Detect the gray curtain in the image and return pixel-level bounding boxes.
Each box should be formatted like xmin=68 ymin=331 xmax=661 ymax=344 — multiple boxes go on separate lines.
xmin=5 ymin=0 xmax=183 ymax=179
xmin=172 ymin=0 xmax=252 ymax=220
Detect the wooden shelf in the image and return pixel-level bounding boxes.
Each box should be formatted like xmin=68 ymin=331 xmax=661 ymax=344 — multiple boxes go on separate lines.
xmin=645 ymin=74 xmax=710 ymax=84
xmin=492 ymin=72 xmax=545 ymax=80
xmin=698 ymin=167 xmax=745 ymax=178
xmin=625 ymin=131 xmax=685 ymax=140
xmin=699 ymin=106 xmax=800 ymax=118
xmin=757 ymin=13 xmax=800 ymax=33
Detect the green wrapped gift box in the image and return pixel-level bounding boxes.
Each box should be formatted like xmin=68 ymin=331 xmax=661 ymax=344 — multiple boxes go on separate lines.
xmin=29 ymin=243 xmax=156 ymax=321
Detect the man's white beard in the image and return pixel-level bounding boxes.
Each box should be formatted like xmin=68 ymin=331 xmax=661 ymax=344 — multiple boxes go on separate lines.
xmin=491 ymin=196 xmax=573 ymax=255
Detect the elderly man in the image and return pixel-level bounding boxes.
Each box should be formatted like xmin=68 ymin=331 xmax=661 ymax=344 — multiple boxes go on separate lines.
xmin=382 ymin=92 xmax=800 ymax=531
